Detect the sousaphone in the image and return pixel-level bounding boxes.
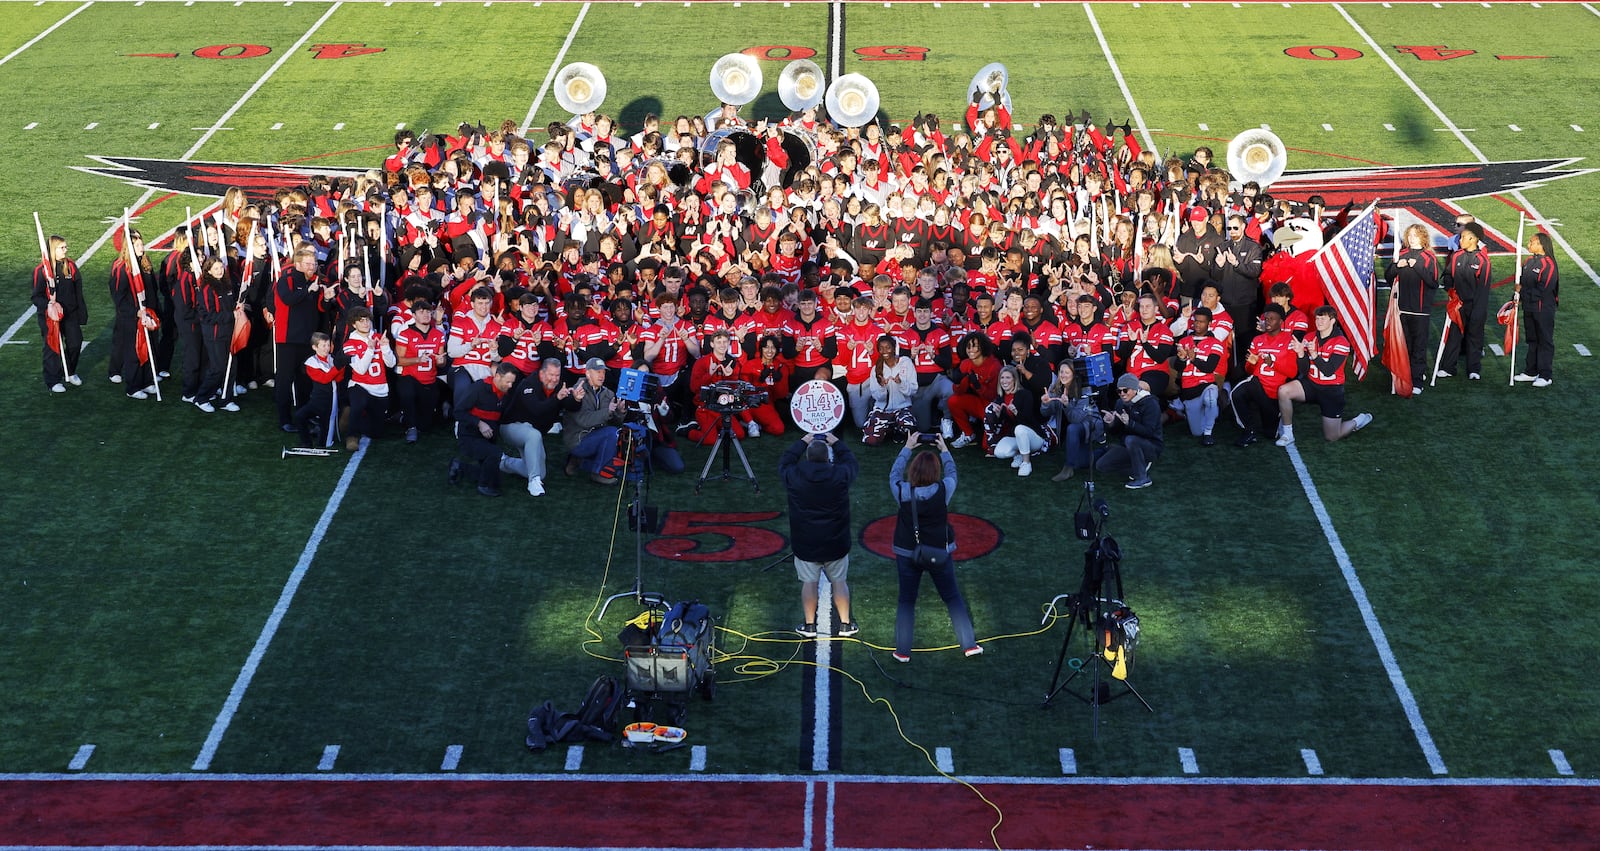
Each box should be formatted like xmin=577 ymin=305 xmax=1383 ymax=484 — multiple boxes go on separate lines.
xmin=778 ymin=59 xmax=825 ymax=112
xmin=553 ymin=62 xmax=607 ymax=116
xmin=825 ymin=73 xmax=879 ymax=128
xmin=1226 ymin=128 xmax=1287 ymax=189
xmin=710 ymin=52 xmax=764 ymax=106
xmin=967 ymin=62 xmax=1011 ymax=112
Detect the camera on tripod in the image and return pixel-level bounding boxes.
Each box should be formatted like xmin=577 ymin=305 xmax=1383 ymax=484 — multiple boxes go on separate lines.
xmin=699 ymin=380 xmax=768 ymax=414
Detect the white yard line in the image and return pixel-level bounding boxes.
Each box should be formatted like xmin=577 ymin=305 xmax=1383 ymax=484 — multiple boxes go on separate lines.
xmin=1334 ymin=3 xmax=1599 ymax=287
xmin=521 ymin=2 xmax=590 ymax=133
xmin=812 ymin=572 xmax=833 ymax=771
xmin=186 ymin=1 xmax=341 ymax=159
xmin=1083 ymin=3 xmax=1158 ymax=157
xmin=1284 ymin=443 xmax=1449 ymax=775
xmin=192 ymin=442 xmax=369 ymax=771
xmin=0 ymin=1 xmax=92 ymax=68
xmin=829 ymin=0 xmax=843 ymax=82
xmin=4 ymin=3 xmax=340 ymax=350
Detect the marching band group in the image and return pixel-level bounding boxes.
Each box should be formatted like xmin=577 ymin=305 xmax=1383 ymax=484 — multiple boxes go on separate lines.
xmin=29 ymin=60 xmax=1560 ymax=496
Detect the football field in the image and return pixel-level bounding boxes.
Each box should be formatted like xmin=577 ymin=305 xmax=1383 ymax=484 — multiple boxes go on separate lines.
xmin=1 ymin=1 xmax=1598 ymax=846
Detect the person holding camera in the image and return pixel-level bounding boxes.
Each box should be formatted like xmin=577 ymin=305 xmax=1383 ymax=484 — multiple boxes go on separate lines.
xmin=888 ymin=432 xmax=981 ymax=662
xmin=779 ymin=433 xmax=859 ymax=638
xmin=1095 ymin=372 xmax=1163 ymax=490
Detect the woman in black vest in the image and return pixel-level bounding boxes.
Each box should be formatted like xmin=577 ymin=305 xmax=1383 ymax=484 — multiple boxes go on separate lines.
xmin=888 ymin=433 xmax=980 ymax=662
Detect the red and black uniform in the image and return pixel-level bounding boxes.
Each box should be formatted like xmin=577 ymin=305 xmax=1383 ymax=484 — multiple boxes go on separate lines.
xmin=343 ymin=330 xmax=394 ymax=442
xmin=161 ymin=250 xmax=202 ymax=397
xmin=456 ymin=375 xmax=513 ymax=490
xmin=291 ymin=351 xmax=346 ymax=447
xmin=1440 ymin=243 xmax=1492 ymax=377
xmin=394 ymin=321 xmax=446 ymax=433
xmin=1384 ymin=247 xmax=1440 ymax=388
xmin=1518 ymin=253 xmax=1560 ymax=381
xmin=1299 ymin=330 xmax=1351 ymax=419
xmin=740 ymin=355 xmax=790 ymax=437
xmin=686 ymin=350 xmax=747 ymax=445
xmin=782 ymin=312 xmax=838 ymax=379
xmin=195 ymin=271 xmax=239 ymax=406
xmin=1229 ymin=328 xmax=1297 ymax=438
xmin=1120 ymin=317 xmax=1177 ymax=398
xmin=274 ymin=266 xmax=321 ymax=427
xmin=108 ymin=255 xmax=157 ymax=392
xmin=31 ymin=255 xmax=85 ymax=389
xmin=947 ymin=354 xmax=1000 ymax=440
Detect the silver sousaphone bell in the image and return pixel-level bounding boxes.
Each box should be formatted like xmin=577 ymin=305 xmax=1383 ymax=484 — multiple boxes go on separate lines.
xmin=710 ymin=52 xmax=764 ymax=106
xmin=553 ymin=61 xmax=607 ymax=116
xmin=967 ymin=62 xmax=1011 ymax=112
xmin=825 ymin=73 xmax=880 ymax=128
xmin=778 ymin=59 xmax=825 ymax=112
xmin=1226 ymin=128 xmax=1288 ymax=189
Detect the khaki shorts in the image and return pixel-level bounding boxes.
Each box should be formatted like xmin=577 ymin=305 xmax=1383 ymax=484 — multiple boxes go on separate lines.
xmin=795 ymin=555 xmax=849 ymax=585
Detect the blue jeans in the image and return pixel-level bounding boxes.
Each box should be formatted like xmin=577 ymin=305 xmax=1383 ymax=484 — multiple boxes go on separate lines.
xmin=894 ymin=552 xmax=977 ymax=655
xmin=570 ymin=426 xmax=619 ymax=473
xmin=1063 ymin=421 xmax=1092 ymax=469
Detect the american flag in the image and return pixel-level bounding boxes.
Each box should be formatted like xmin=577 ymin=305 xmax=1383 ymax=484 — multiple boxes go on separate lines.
xmin=1311 ymin=203 xmax=1379 ymax=377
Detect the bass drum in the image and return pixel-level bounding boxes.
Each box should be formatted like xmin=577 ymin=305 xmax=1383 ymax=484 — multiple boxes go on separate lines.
xmin=698 ymin=127 xmax=817 ymax=192
xmin=775 ymin=127 xmax=817 ymax=189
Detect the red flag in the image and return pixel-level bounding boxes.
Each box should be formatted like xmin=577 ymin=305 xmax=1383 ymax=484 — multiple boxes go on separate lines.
xmin=134 ymin=308 xmax=160 ymax=365
xmin=44 ymin=314 xmax=62 ymax=354
xmin=230 ymin=310 xmax=251 ymax=354
xmin=1498 ymin=299 xmax=1519 ymax=355
xmin=1381 ymin=292 xmax=1412 ymax=397
xmin=1444 ymin=290 xmax=1464 ymax=332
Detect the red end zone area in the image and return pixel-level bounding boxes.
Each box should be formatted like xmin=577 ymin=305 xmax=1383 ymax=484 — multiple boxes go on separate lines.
xmin=4 ymin=776 xmax=1597 ymax=849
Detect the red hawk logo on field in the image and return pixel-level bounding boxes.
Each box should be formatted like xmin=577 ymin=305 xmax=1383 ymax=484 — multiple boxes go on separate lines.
xmin=76 ymin=154 xmax=1592 ymax=252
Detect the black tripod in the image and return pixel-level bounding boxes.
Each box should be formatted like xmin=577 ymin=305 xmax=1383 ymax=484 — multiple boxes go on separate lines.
xmin=1042 ymin=505 xmax=1153 ymax=736
xmin=694 ymin=410 xmax=760 ymax=494
xmin=599 ymin=425 xmax=668 ymax=621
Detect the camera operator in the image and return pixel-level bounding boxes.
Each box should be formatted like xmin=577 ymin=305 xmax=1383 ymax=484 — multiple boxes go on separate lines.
xmin=1095 ymin=372 xmax=1162 ymax=490
xmin=888 ymin=432 xmax=981 ymax=661
xmin=779 ymin=433 xmax=859 ymax=639
xmin=560 ymin=357 xmax=627 ymax=486
xmin=685 ymin=328 xmax=748 ymax=445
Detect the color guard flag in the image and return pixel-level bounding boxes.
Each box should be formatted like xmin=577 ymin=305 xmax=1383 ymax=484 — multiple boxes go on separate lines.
xmin=1311 ymin=202 xmax=1379 ymax=378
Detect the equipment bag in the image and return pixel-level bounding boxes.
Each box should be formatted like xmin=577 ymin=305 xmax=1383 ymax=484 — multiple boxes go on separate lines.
xmin=525 ymin=675 xmax=624 ymax=751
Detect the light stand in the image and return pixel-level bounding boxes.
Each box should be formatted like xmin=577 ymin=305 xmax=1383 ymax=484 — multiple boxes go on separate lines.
xmin=1041 ymin=502 xmax=1153 ymax=736
xmin=599 ymin=374 xmax=670 ymax=621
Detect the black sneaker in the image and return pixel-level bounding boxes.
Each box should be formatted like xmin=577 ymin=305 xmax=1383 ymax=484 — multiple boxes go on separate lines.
xmin=837 ymin=621 xmax=860 ymax=637
xmin=447 ymin=458 xmax=463 ymax=485
xmin=795 ymin=623 xmax=818 ymax=638
xmin=1234 ymin=431 xmax=1258 ymax=447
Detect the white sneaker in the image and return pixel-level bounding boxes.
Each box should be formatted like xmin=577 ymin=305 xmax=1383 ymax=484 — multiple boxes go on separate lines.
xmin=528 ymin=476 xmax=545 ymax=497
xmin=1411 ymin=387 xmax=1422 ymax=396
xmin=940 ymin=417 xmax=955 ymax=439
xmin=159 ymin=371 xmax=172 ymax=379
xmin=181 ymin=396 xmax=195 ymax=404
xmin=746 ymin=420 xmax=760 ymax=438
xmin=109 ymin=375 xmax=123 ymax=384
xmin=195 ymin=400 xmax=216 ymax=413
xmin=950 ymin=433 xmax=974 ymax=448
xmin=222 ymin=401 xmax=241 ymax=412
xmin=548 ymin=422 xmax=562 ymax=435
xmin=1275 ymin=428 xmax=1295 ymax=447
xmin=128 ymin=390 xmax=150 ymax=400
xmin=1469 ymin=372 xmax=1481 ymax=381
xmin=50 ymin=383 xmax=66 ymax=393
xmin=1532 ymin=377 xmax=1552 ymax=388
xmin=264 ymin=378 xmax=276 ymax=388
xmin=1434 ymin=369 xmax=1452 ymax=379
xmin=140 ymin=385 xmax=157 ymax=395
xmin=1017 ymin=459 xmax=1032 ymax=477
xmin=1352 ymin=412 xmax=1373 ymax=431
xmin=67 ymin=374 xmax=82 ymax=386
xmin=233 ymin=384 xmax=248 ymax=396
xmin=247 ymin=380 xmax=258 ymax=390
xmin=1010 ymin=454 xmax=1024 ymax=468
xmin=1513 ymin=373 xmax=1538 ymax=382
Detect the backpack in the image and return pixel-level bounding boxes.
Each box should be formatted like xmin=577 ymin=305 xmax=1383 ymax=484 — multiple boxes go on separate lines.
xmin=525 ymin=675 xmax=624 ymax=751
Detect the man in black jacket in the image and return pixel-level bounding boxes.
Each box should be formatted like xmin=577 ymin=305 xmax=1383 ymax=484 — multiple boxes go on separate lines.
xmin=778 ymin=432 xmax=860 ymax=638
xmin=1095 ymin=371 xmax=1163 ymax=490
xmin=501 ymin=358 xmax=572 ymax=497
